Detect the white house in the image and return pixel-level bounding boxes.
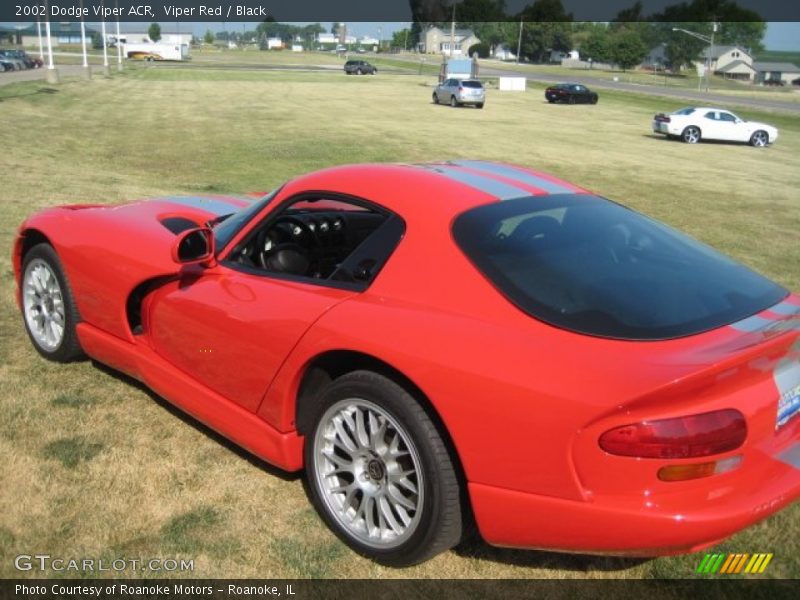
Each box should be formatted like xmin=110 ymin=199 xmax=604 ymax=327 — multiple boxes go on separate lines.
xmin=695 ymin=45 xmax=753 ymax=78
xmin=752 ymin=61 xmax=800 ymax=85
xmin=419 ymin=27 xmax=480 ymax=56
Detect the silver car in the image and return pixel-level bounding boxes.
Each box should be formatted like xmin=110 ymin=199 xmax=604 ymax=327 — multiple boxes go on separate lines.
xmin=433 ymin=78 xmax=485 ymax=109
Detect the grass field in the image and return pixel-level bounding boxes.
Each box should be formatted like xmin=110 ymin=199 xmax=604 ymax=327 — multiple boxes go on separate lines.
xmin=0 ymin=58 xmax=799 ymax=580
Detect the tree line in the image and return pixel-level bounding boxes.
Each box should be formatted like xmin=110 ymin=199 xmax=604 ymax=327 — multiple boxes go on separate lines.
xmin=401 ymin=0 xmax=765 ymax=70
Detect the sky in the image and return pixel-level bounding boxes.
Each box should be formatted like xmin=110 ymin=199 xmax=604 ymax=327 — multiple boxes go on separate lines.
xmin=3 ymin=21 xmax=800 ymax=51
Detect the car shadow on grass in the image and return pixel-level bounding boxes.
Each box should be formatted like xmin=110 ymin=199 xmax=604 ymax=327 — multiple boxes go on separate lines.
xmin=91 ymin=360 xmax=300 ymax=482
xmin=0 ymin=87 xmax=59 ymax=102
xmin=452 ymin=534 xmax=651 ymax=572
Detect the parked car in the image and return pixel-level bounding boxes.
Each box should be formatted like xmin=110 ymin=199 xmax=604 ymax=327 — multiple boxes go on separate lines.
xmin=0 ymin=50 xmax=25 ymax=70
xmin=433 ymin=78 xmax=485 ymax=108
xmin=6 ymin=49 xmax=42 ymax=68
xmin=14 ymin=161 xmax=800 ymax=566
xmin=545 ymin=83 xmax=598 ymax=104
xmin=0 ymin=58 xmax=15 ymax=72
xmin=763 ymin=79 xmax=785 ymax=87
xmin=344 ymin=59 xmax=376 ymax=75
xmin=652 ymin=106 xmax=778 ymax=147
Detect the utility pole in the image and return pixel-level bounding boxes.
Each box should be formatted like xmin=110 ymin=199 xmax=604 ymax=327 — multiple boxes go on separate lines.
xmin=449 ymin=3 xmax=455 ymax=57
xmin=516 ymin=19 xmax=523 ymax=64
xmin=79 ymin=0 xmax=90 ymax=79
xmin=43 ymin=1 xmax=59 ymax=83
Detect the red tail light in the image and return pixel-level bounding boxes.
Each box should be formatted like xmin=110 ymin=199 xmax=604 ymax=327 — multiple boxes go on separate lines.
xmin=458 ymin=86 xmax=464 ymax=92
xmin=598 ymin=409 xmax=747 ymax=459
xmin=655 ymin=114 xmax=671 ymax=123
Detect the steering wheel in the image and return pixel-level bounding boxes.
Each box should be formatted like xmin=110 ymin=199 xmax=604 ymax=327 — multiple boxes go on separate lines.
xmin=258 ymin=216 xmax=321 ymax=276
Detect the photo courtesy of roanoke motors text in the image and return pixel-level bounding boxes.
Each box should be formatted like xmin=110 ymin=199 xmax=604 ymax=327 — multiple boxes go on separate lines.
xmin=0 ymin=0 xmax=798 ymax=597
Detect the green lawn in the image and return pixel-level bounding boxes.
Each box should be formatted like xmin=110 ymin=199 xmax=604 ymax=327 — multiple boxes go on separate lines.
xmin=0 ymin=61 xmax=798 ymax=579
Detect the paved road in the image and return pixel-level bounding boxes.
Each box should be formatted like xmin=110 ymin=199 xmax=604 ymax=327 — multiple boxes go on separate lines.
xmin=477 ymin=64 xmax=800 ymax=114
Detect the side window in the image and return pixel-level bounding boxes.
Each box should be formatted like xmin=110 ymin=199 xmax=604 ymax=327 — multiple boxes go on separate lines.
xmin=226 ymin=195 xmax=405 ymax=290
xmin=704 ymin=111 xmax=718 ymax=121
xmin=719 ymin=112 xmax=737 ymax=122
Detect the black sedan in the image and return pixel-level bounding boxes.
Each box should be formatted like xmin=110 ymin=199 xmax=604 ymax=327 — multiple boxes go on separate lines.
xmin=545 ymin=83 xmax=598 ymax=104
xmin=344 ymin=60 xmax=377 ymax=75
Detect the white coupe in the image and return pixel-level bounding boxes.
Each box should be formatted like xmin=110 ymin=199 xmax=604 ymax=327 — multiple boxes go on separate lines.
xmin=652 ymin=107 xmax=778 ymax=147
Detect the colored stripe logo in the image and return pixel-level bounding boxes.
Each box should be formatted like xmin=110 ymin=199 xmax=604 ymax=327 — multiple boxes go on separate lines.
xmin=696 ymin=552 xmax=773 ymax=574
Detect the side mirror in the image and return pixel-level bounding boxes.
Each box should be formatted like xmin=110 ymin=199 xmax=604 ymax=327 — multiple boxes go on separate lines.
xmin=171 ymin=227 xmax=215 ymax=265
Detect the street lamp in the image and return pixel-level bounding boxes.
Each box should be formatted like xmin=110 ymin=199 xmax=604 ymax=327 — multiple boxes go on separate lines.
xmin=672 ymin=24 xmax=717 ymax=92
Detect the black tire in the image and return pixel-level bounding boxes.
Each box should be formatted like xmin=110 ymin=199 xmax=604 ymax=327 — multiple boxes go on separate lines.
xmin=432 ymin=92 xmax=439 ymax=104
xmin=591 ymin=95 xmax=598 ymax=104
xmin=450 ymin=95 xmax=458 ymax=107
xmin=371 ymin=68 xmax=377 ymax=75
xmin=476 ymin=103 xmax=484 ymax=109
xmin=681 ymin=126 xmax=701 ymax=144
xmin=20 ymin=243 xmax=83 ymax=362
xmin=304 ymin=370 xmax=463 ymax=567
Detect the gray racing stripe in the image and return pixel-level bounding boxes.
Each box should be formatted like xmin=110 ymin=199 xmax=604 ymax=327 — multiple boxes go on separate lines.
xmin=423 ymin=165 xmax=531 ymax=200
xmin=161 ymin=196 xmax=246 ymax=216
xmin=729 ymin=314 xmax=775 ymax=333
xmin=452 ymin=160 xmax=575 ymax=194
xmin=769 ymin=301 xmax=800 ymax=316
xmin=776 ymin=442 xmax=800 ymax=469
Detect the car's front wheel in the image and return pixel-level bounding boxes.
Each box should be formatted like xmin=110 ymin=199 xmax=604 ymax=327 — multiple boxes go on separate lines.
xmin=21 ymin=243 xmax=83 ymax=362
xmin=476 ymin=103 xmax=484 ymax=109
xmin=432 ymin=92 xmax=439 ymax=104
xmin=305 ymin=370 xmax=463 ymax=567
xmin=750 ymin=130 xmax=769 ymax=147
xmin=681 ymin=126 xmax=701 ymax=144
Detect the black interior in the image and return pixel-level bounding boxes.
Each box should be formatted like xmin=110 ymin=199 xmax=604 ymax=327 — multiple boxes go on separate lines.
xmin=232 ymin=205 xmax=390 ymax=281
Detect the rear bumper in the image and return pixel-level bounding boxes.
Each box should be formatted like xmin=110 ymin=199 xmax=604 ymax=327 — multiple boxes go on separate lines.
xmin=470 ymin=442 xmax=800 ymax=555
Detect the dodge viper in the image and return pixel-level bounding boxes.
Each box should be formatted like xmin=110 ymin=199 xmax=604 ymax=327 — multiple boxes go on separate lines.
xmin=13 ymin=161 xmax=800 ymax=566
xmin=652 ymin=107 xmax=778 ymax=146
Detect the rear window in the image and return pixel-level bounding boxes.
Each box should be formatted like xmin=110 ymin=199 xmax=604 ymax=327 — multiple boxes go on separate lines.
xmin=452 ymin=195 xmax=786 ymax=340
xmin=461 ymin=80 xmax=483 ymax=88
xmin=674 ymin=107 xmax=696 ymax=115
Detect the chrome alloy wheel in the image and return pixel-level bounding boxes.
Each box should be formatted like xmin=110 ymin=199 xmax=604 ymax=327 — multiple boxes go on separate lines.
xmin=751 ymin=130 xmax=769 ymax=147
xmin=23 ymin=258 xmax=65 ymax=351
xmin=313 ymin=398 xmax=424 ymax=549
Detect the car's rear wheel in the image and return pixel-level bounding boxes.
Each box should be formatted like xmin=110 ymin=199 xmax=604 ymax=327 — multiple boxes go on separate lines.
xmin=432 ymin=92 xmax=439 ymax=104
xmin=750 ymin=130 xmax=769 ymax=147
xmin=681 ymin=126 xmax=701 ymax=144
xmin=357 ymin=68 xmax=363 ymax=75
xmin=450 ymin=95 xmax=458 ymax=107
xmin=305 ymin=370 xmax=462 ymax=567
xmin=21 ymin=243 xmax=83 ymax=362
xmin=476 ymin=103 xmax=484 ymax=109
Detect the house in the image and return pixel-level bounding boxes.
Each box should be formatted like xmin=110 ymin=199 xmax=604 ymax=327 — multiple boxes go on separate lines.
xmin=715 ymin=60 xmax=756 ymax=81
xmin=694 ymin=45 xmax=753 ymax=78
xmin=549 ymin=49 xmax=579 ymax=63
xmin=419 ymin=26 xmax=480 ymax=56
xmin=752 ymin=61 xmax=800 ymax=85
xmin=493 ymin=44 xmax=516 ymax=61
xmin=19 ymin=22 xmax=98 ymax=47
xmin=643 ymin=44 xmax=667 ymax=68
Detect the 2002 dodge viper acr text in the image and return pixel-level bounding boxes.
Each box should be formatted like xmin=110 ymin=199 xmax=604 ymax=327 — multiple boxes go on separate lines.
xmin=13 ymin=161 xmax=800 ymax=566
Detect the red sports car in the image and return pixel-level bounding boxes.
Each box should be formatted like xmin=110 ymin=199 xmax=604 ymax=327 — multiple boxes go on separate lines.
xmin=13 ymin=161 xmax=800 ymax=566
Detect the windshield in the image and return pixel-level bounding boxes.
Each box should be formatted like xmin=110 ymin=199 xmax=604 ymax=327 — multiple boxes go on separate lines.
xmin=213 ymin=188 xmax=280 ymax=251
xmin=453 ymin=195 xmax=787 ymax=340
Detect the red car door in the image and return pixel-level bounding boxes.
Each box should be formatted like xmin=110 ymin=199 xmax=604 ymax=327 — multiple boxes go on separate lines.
xmin=146 ymin=266 xmax=356 ymax=412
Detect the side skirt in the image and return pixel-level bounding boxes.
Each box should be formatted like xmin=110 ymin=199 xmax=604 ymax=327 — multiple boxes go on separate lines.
xmin=76 ymin=322 xmax=305 ymax=471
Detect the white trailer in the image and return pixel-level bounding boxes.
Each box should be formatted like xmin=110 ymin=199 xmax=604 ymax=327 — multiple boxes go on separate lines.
xmin=124 ymin=42 xmax=190 ymax=62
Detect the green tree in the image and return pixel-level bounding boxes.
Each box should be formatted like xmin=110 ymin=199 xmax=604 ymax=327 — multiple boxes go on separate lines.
xmin=580 ymin=27 xmax=610 ymax=63
xmin=391 ymin=28 xmax=413 ymax=50
xmin=148 ymin=22 xmax=161 ymax=43
xmin=509 ymin=0 xmax=573 ymax=63
xmin=608 ymin=28 xmax=647 ymax=71
xmin=203 ymin=29 xmax=215 ymax=45
xmin=91 ymin=31 xmax=104 ymax=50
